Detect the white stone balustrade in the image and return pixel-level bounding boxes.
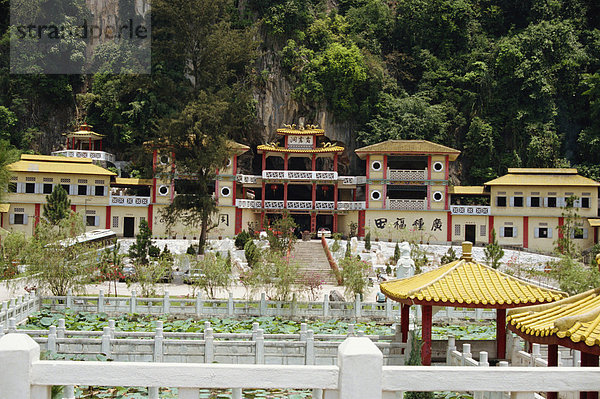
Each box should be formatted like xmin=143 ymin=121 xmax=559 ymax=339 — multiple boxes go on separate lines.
xmin=387 ymin=199 xmax=426 ymax=210
xmin=235 ymin=199 xmax=366 ymax=211
xmin=387 ymin=169 xmax=426 ymax=180
xmin=52 ymin=150 xmax=116 ymax=163
xmin=110 ymin=195 xmax=151 ymax=207
xmin=235 ymin=199 xmax=262 ymax=209
xmin=315 ymin=201 xmax=335 ymax=210
xmin=262 ymin=170 xmax=338 ymax=181
xmin=287 ymin=201 xmax=313 ymax=210
xmin=235 ymin=174 xmax=259 ymax=184
xmin=3 ymin=334 xmax=600 ymax=399
xmin=451 ymin=205 xmax=491 ymax=215
xmin=337 ymin=201 xmax=366 ymax=210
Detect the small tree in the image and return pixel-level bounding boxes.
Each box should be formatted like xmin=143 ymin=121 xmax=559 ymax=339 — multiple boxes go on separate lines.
xmin=344 ymin=241 xmax=352 ymax=259
xmin=43 ymin=185 xmax=71 ymax=225
xmin=253 ymin=251 xmax=300 ymax=301
xmin=484 ymin=229 xmax=504 ymax=269
xmin=0 ymin=232 xmax=27 ymax=279
xmin=193 ymin=252 xmax=232 ymax=298
xmin=393 ymin=242 xmax=401 ymax=263
xmin=235 ymin=230 xmax=252 ymax=250
xmin=266 ymin=211 xmax=297 ymax=254
xmin=244 ymin=239 xmax=261 ymax=268
xmin=129 ymin=219 xmax=159 ymax=265
xmin=135 ymin=256 xmax=171 ymax=298
xmin=365 ymin=232 xmax=371 ymax=250
xmin=549 ymin=255 xmax=600 ymax=295
xmin=555 ymin=195 xmax=581 ymax=257
xmin=299 ymin=271 xmax=324 ymax=301
xmin=440 ymin=246 xmax=458 ymax=264
xmin=348 ymin=221 xmax=358 ymax=237
xmin=99 ymin=242 xmax=124 ymax=297
xmin=340 ymin=255 xmax=370 ymax=299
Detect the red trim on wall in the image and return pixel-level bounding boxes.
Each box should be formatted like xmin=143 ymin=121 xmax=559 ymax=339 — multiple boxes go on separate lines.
xmin=148 ymin=204 xmax=153 ymax=231
xmin=232 ymin=181 xmax=237 ymax=203
xmin=558 ymin=217 xmax=564 ymax=239
xmin=34 ymin=204 xmax=40 ymax=228
xmin=366 ymin=155 xmax=370 ymax=179
xmin=233 ymin=155 xmax=237 ymax=175
xmin=444 ymin=156 xmax=449 ymax=180
xmin=106 ymin=206 xmax=111 ymax=229
xmin=444 ymin=185 xmax=448 ymax=210
xmin=523 ymin=216 xmax=529 ymax=248
xmin=427 ymin=156 xmax=432 ymax=180
xmin=235 ymin=208 xmax=243 ymax=234
xmin=383 ymin=155 xmax=387 ymax=179
xmin=427 ymin=185 xmax=431 ymax=210
xmin=488 ymin=216 xmax=494 ymax=244
xmin=71 ymin=205 xmax=76 ymax=212
xmin=365 ymin=183 xmax=370 ymax=209
xmin=358 ymin=210 xmax=366 ymax=237
xmin=447 ymin=212 xmax=452 ymax=242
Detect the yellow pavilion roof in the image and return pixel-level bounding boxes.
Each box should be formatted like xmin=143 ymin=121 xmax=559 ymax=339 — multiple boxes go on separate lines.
xmin=0 ymin=204 xmax=9 ymax=213
xmin=449 ymin=186 xmax=488 ymax=195
xmin=257 ymin=144 xmax=344 ymax=154
xmin=588 ymin=219 xmax=600 ymax=227
xmin=8 ymin=154 xmax=116 ymax=176
xmin=485 ymin=169 xmax=599 ymax=187
xmin=276 ymin=126 xmax=325 ymax=136
xmin=507 ymin=288 xmax=600 ymax=348
xmin=114 ymin=177 xmax=153 ymax=186
xmin=380 ymin=257 xmax=565 ymax=308
xmin=355 ymin=140 xmax=460 ymax=160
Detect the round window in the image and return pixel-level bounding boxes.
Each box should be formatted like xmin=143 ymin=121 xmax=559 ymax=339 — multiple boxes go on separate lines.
xmin=226 ymin=158 xmax=232 ymax=167
xmin=158 ymin=185 xmax=169 ymax=196
xmin=159 ymin=154 xmax=169 ymax=165
xmin=371 ymin=161 xmax=382 ymax=171
xmin=371 ymin=190 xmax=381 ymax=201
xmin=433 ymin=161 xmax=444 ymax=172
xmin=221 ymin=186 xmax=231 ymax=197
xmin=433 ymin=191 xmax=443 ymax=202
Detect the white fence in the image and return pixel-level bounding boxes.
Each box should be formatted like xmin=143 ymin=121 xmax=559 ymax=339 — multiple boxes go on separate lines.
xmin=109 ymin=195 xmax=151 ymax=207
xmin=235 ymin=199 xmax=366 ymax=210
xmin=1 ymin=318 xmax=407 ymax=366
xmin=262 ymin=170 xmax=338 ymax=181
xmin=1 ymin=293 xmax=39 ymax=328
xmin=51 ymin=150 xmax=116 ymax=163
xmin=3 ymin=334 xmax=600 ymax=399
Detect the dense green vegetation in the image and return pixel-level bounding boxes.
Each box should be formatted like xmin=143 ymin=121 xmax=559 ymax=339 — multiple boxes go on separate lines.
xmin=1 ymin=0 xmax=599 ymax=183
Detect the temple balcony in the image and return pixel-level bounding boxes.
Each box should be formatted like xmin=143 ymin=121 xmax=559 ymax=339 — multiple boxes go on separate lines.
xmin=235 ymin=199 xmax=366 ymax=211
xmin=387 ymin=168 xmax=427 ymax=181
xmin=110 ymin=195 xmax=151 ymax=207
xmin=52 ymin=150 xmax=116 ymax=164
xmin=262 ymin=170 xmax=338 ymax=181
xmin=450 ymin=205 xmax=491 ymax=216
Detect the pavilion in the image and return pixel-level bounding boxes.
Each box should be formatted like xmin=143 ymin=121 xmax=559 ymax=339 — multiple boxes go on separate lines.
xmin=508 ymin=287 xmax=600 ymax=399
xmin=380 ymin=242 xmax=566 ymax=365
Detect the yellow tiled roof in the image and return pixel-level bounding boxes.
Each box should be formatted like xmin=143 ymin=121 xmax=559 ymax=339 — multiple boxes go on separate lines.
xmin=114 ymin=178 xmax=153 ymax=186
xmin=355 ymin=140 xmax=460 ymax=161
xmin=449 ymin=186 xmax=488 ymax=195
xmin=508 ymin=168 xmax=578 ymax=174
xmin=257 ymin=145 xmax=344 ymax=154
xmin=276 ymin=128 xmax=325 ymax=136
xmin=8 ymin=155 xmax=116 ymax=176
xmin=485 ymin=171 xmax=600 ymax=187
xmin=507 ymin=288 xmax=600 ymax=347
xmin=66 ymin=130 xmax=104 ymax=139
xmin=380 ymin=259 xmax=565 ymax=307
xmin=588 ymin=219 xmax=600 ymax=227
xmin=0 ymin=204 xmax=9 ymax=213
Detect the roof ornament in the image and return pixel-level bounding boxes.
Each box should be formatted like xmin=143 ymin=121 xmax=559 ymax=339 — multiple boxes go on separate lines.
xmin=283 ymin=124 xmax=292 ymax=129
xmin=461 ymin=241 xmax=473 ymax=261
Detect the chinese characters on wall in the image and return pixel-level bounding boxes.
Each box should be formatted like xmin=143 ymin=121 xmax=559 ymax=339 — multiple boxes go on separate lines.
xmin=373 ymin=217 xmax=443 ymax=232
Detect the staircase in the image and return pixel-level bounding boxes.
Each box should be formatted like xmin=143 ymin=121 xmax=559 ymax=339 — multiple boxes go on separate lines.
xmin=291 ymin=240 xmax=339 ymax=285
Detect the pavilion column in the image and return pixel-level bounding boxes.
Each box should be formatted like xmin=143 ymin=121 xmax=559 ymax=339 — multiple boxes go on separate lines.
xmin=284 ymin=183 xmax=288 ymax=208
xmin=401 ymin=304 xmax=410 ymax=343
xmin=496 ymin=308 xmax=506 ymax=359
xmin=581 ymin=353 xmax=599 ymax=399
xmin=421 ymin=304 xmax=432 ymax=366
xmin=546 ymin=344 xmax=558 ymax=399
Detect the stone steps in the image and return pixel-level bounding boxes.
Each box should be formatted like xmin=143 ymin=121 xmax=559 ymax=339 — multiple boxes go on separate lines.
xmin=291 ymin=240 xmax=338 ymax=285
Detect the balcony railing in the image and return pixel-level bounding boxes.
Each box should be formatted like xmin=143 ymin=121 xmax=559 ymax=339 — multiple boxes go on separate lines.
xmin=339 ymin=176 xmax=367 ymax=185
xmin=235 ymin=199 xmax=365 ymax=211
xmin=235 ymin=174 xmax=259 ymax=184
xmin=387 ymin=199 xmax=426 ymax=211
xmin=52 ymin=150 xmax=116 ymax=163
xmin=387 ymin=169 xmax=426 ymax=181
xmin=110 ymin=195 xmax=151 ymax=207
xmin=450 ymin=205 xmax=491 ymax=216
xmin=262 ymin=170 xmax=338 ymax=181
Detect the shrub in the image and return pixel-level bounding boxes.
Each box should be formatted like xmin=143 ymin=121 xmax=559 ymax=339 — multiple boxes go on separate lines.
xmin=441 ymin=247 xmax=458 ymax=264
xmin=244 ymin=240 xmax=261 ymax=268
xmin=235 ymin=230 xmax=252 ymax=250
xmin=365 ymin=232 xmax=371 ymax=250
xmin=393 ymin=242 xmax=401 ymax=263
xmin=186 ymin=245 xmax=198 ymax=255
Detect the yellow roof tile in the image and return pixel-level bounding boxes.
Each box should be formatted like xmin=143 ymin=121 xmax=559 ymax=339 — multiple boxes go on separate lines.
xmin=485 ymin=171 xmax=599 ymax=187
xmin=276 ymin=127 xmax=325 ymax=136
xmin=449 ymin=186 xmax=488 ymax=195
xmin=257 ymin=145 xmax=344 ymax=154
xmin=380 ymin=259 xmax=565 ymax=308
xmin=0 ymin=204 xmax=9 ymax=213
xmin=507 ymin=288 xmax=600 ymax=348
xmin=114 ymin=178 xmax=153 ymax=186
xmin=355 ymin=140 xmax=461 ymax=161
xmin=8 ymin=155 xmax=116 ymax=176
xmin=588 ymin=219 xmax=600 ymax=227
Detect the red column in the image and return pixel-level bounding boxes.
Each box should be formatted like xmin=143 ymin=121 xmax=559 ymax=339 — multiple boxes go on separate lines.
xmin=311 ymin=154 xmax=316 ymax=171
xmin=232 ymin=181 xmax=237 ymax=203
xmin=421 ymin=305 xmax=432 ymax=365
xmin=235 ymin=208 xmax=243 ymax=234
xmin=261 ymin=182 xmax=266 ymax=209
xmin=233 ymin=155 xmax=237 ymax=175
xmin=444 ymin=185 xmax=448 ymax=210
xmin=401 ymin=304 xmax=410 ymax=343
xmin=427 ymin=185 xmax=431 ymax=210
xmin=427 ymin=156 xmax=432 ymax=180
xmin=358 ymin=210 xmax=365 ymax=237
xmin=444 ymin=156 xmax=449 ymax=180
xmin=366 ymin=155 xmax=370 ymax=179
xmin=34 ymin=204 xmax=40 ymax=228
xmin=496 ymin=308 xmax=506 ymax=359
xmin=260 ymin=211 xmax=265 ymax=230
xmin=312 ymin=183 xmax=316 ymax=209
xmin=595 ymin=227 xmax=598 ymax=244
xmin=523 ymin=216 xmax=529 ymax=248
xmin=147 ymin=204 xmax=153 ymax=231
xmin=152 ymin=149 xmax=157 ymax=203
xmin=365 ymin=183 xmax=369 ymax=209
xmin=333 ymin=214 xmax=338 ymax=233
xmin=547 ymin=344 xmax=558 ymax=399
xmin=310 ymin=213 xmax=316 ymax=232
xmin=558 ymin=217 xmax=564 ymax=239
xmin=334 ymin=183 xmax=338 ymax=207
xmin=99 ymin=140 xmax=102 ymax=151
xmin=262 ymin=153 xmax=266 ymax=171
xmin=581 ymin=353 xmax=599 ymax=399
xmin=105 ymin=206 xmax=111 ymax=229
xmin=89 ymin=138 xmax=92 ymax=150
xmin=447 ymin=213 xmax=452 ymax=242
xmin=489 ymin=215 xmax=494 ymax=244
xmin=284 ymin=183 xmax=288 ymax=208
xmin=284 ymin=154 xmax=288 ymax=170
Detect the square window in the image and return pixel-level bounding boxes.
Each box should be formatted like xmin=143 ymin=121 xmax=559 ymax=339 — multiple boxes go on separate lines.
xmin=43 ymin=184 xmax=53 ymax=194
xmin=454 ymin=224 xmax=461 ymax=235
xmin=480 ymin=225 xmax=486 ymax=237
xmin=582 ymin=197 xmax=590 ymax=208
xmin=574 ymin=228 xmax=584 ymax=239
xmin=547 ymin=197 xmax=557 ymax=207
xmin=530 ymin=197 xmax=540 ymax=207
xmin=61 ymin=184 xmax=70 ymax=194
xmin=539 ymin=228 xmax=548 ymax=238
xmin=497 ymin=196 xmax=507 ymax=207
xmin=25 ymin=183 xmax=35 ymax=193
xmin=95 ymin=186 xmax=104 ymax=196
xmin=14 ymin=214 xmax=24 ymax=224
xmin=86 ymin=216 xmax=96 ymax=226
xmin=504 ymin=227 xmax=514 ymax=238
xmin=513 ymin=197 xmax=523 ymax=207
xmin=112 ymin=216 xmax=119 ymax=228
xmin=78 ymin=185 xmax=87 ymax=195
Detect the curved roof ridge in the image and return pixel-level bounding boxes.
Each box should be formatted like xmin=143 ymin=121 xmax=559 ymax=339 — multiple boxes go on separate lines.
xmin=405 ymin=259 xmax=463 ymax=296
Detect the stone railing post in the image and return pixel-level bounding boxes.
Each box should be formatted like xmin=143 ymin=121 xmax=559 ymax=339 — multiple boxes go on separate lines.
xmin=2 ymin=301 xmax=8 ymax=325
xmin=446 ymin=336 xmax=456 ymax=365
xmin=154 ymin=321 xmax=164 ymax=362
xmin=335 ymin=337 xmax=383 ymax=399
xmin=259 ymin=293 xmax=267 ymax=316
xmin=531 ymin=343 xmax=541 ymax=367
xmin=108 ymin=320 xmax=116 ymax=338
xmin=47 ymin=326 xmax=57 ymax=353
xmin=385 ymin=299 xmax=392 ymax=320
xmin=101 ymin=327 xmax=111 ymax=357
xmin=228 ymin=292 xmax=234 ymax=316
xmin=300 ymin=323 xmax=307 ymax=341
xmin=323 ymin=293 xmax=330 ymax=318
xmin=0 ymin=334 xmax=47 ymax=399
xmin=57 ymin=319 xmax=66 ymax=339
xmin=473 ymin=351 xmax=489 ymax=399
xmin=204 ymin=328 xmax=214 ymax=363
xmin=306 ymin=330 xmax=315 ymax=365
xmin=0 ymin=325 xmax=4 ymax=338
xmin=355 ymin=294 xmax=361 ymax=318
xmin=255 ymin=329 xmax=265 ymax=364
xmin=130 ymin=291 xmax=137 ymax=314
xmin=163 ymin=291 xmax=170 ymax=314
xmin=148 ymin=387 xmax=159 ymax=399
xmin=8 ymin=317 xmax=17 ymax=333
xmin=573 ymin=350 xmax=581 ymax=367
xmin=461 ymin=343 xmax=472 ymax=366
xmin=348 ymin=324 xmax=355 ymax=336
xmin=195 ymin=292 xmax=203 ymax=316
xmin=66 ymin=289 xmax=73 ymax=309
xmin=98 ymin=290 xmax=105 ymax=313
xmin=63 ymin=385 xmax=75 ymax=399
